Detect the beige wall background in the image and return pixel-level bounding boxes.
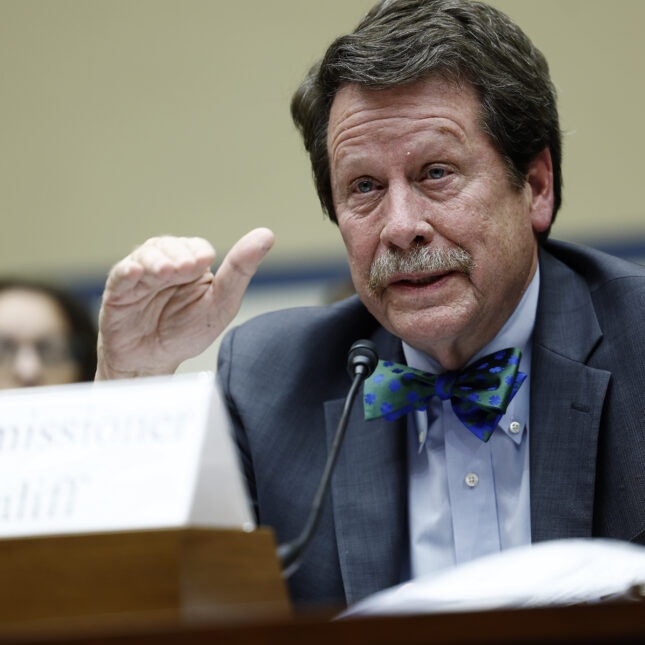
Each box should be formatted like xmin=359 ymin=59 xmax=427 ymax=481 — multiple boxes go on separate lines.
xmin=1 ymin=0 xmax=644 ymax=284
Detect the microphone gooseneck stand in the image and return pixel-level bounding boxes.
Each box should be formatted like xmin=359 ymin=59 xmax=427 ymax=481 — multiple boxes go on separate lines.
xmin=276 ymin=339 xmax=379 ymax=578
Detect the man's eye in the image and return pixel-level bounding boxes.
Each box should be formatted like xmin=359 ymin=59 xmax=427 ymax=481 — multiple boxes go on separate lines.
xmin=355 ymin=179 xmax=374 ymax=194
xmin=427 ymin=167 xmax=445 ymax=180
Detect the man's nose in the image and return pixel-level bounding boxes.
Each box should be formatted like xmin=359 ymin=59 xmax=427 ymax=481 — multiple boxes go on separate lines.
xmin=13 ymin=344 xmax=43 ymax=387
xmin=379 ymin=183 xmax=434 ymax=250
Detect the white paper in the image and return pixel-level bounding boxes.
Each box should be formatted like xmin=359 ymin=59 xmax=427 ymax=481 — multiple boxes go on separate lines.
xmin=0 ymin=372 xmax=255 ymax=536
xmin=342 ymin=539 xmax=645 ymax=617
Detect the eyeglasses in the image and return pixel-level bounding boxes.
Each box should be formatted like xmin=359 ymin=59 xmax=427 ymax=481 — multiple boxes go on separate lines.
xmin=0 ymin=335 xmax=75 ymax=367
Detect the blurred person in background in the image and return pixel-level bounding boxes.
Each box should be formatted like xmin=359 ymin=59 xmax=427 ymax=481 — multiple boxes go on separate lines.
xmin=0 ymin=279 xmax=97 ymax=389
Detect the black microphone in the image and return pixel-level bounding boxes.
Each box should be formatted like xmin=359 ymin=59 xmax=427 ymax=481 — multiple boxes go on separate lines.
xmin=277 ymin=339 xmax=379 ymax=577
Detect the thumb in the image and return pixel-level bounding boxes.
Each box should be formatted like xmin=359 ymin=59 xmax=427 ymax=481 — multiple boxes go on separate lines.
xmin=211 ymin=227 xmax=275 ymax=320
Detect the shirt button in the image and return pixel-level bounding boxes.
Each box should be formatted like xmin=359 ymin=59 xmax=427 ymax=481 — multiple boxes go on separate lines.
xmin=509 ymin=421 xmax=522 ymax=434
xmin=465 ymin=472 xmax=479 ymax=488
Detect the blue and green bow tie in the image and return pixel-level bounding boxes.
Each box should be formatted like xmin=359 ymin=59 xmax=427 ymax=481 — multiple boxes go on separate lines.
xmin=363 ymin=347 xmax=526 ymax=442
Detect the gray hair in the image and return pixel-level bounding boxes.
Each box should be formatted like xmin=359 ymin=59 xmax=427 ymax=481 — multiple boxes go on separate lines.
xmin=291 ymin=0 xmax=562 ymax=241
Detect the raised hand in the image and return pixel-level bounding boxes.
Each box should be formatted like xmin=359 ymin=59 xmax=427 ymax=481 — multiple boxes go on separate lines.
xmin=95 ymin=228 xmax=274 ymax=380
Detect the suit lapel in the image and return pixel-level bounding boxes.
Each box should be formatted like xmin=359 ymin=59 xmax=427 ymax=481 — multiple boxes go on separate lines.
xmin=323 ymin=328 xmax=407 ymax=605
xmin=530 ymin=248 xmax=611 ymax=541
xmin=529 ymin=346 xmax=610 ymax=540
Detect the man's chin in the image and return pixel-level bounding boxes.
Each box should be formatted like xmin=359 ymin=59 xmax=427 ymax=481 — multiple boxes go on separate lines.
xmin=367 ymin=297 xmax=477 ymax=354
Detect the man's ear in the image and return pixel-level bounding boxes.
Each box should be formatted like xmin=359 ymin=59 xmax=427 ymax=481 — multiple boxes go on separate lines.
xmin=526 ymin=148 xmax=554 ymax=234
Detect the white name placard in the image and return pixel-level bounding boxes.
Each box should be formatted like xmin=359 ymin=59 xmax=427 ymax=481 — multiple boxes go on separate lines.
xmin=0 ymin=372 xmax=255 ymax=537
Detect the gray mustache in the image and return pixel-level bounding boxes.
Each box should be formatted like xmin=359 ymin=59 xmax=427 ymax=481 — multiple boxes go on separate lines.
xmin=368 ymin=245 xmax=474 ymax=293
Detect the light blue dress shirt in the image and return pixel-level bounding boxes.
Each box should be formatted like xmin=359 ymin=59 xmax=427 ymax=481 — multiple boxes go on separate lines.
xmin=404 ymin=268 xmax=540 ymax=578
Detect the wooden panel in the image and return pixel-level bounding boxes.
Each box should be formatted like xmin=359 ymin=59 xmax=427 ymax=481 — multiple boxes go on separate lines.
xmin=180 ymin=528 xmax=292 ymax=620
xmin=0 ymin=528 xmax=290 ymax=626
xmin=0 ymin=600 xmax=644 ymax=645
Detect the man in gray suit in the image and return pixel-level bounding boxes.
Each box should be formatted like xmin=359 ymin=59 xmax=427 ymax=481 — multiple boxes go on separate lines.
xmin=96 ymin=0 xmax=645 ymax=608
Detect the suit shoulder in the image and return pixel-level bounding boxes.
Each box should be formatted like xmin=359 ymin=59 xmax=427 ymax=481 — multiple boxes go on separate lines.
xmin=218 ymin=295 xmax=380 ymax=373
xmin=543 ymin=239 xmax=645 ymax=290
xmin=541 ymin=239 xmax=645 ymax=353
xmin=227 ymin=295 xmax=375 ymax=344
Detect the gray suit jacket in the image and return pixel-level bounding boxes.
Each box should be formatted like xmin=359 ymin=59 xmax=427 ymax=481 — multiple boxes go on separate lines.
xmin=218 ymin=240 xmax=645 ymax=608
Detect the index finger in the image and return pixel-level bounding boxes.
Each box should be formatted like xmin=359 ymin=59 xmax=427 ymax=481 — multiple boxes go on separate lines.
xmin=105 ymin=236 xmax=216 ymax=300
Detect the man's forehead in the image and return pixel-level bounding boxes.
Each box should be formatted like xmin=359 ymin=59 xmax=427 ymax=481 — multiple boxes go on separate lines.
xmin=327 ymin=77 xmax=481 ymax=154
